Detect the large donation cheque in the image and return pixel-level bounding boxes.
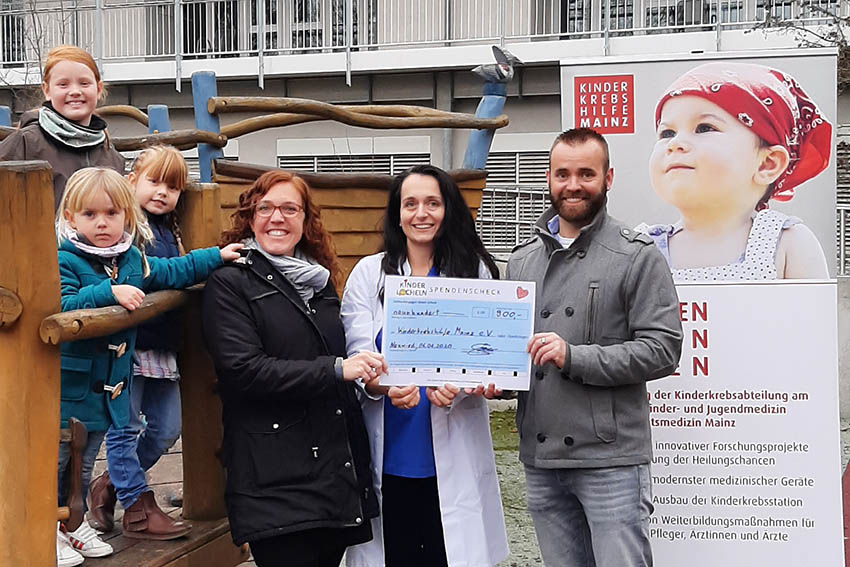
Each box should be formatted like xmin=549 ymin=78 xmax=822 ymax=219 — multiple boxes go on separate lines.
xmin=380 ymin=275 xmax=535 ymax=390
xmin=647 ymin=281 xmax=842 ymax=566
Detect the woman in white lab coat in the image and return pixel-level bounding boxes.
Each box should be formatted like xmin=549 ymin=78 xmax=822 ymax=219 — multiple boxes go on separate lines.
xmin=341 ymin=165 xmax=509 ymax=567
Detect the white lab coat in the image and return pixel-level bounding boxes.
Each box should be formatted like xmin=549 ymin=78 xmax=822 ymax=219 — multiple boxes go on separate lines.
xmin=341 ymin=252 xmax=509 ymax=567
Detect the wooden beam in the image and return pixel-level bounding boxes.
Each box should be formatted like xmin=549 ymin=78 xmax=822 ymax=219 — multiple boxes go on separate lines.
xmin=219 ymin=104 xmax=472 ymax=138
xmin=161 ymin=533 xmax=249 ymax=567
xmin=39 ymin=289 xmax=191 ymax=345
xmin=95 ymin=105 xmax=150 ymax=127
xmin=177 ymin=183 xmax=229 ymax=521
xmin=0 ymin=286 xmax=23 ymax=328
xmin=320 ymin=208 xmax=385 ymax=233
xmin=207 ymin=97 xmax=508 ymax=130
xmin=112 ymin=130 xmax=227 ymax=152
xmin=332 ymin=232 xmax=383 ymax=256
xmin=192 ymin=71 xmax=224 ymax=183
xmin=0 ymin=161 xmax=61 ymax=567
xmin=213 ymin=159 xmax=487 ymax=189
xmin=89 ymin=516 xmax=246 ymax=567
xmin=220 ymin=113 xmax=323 ymax=138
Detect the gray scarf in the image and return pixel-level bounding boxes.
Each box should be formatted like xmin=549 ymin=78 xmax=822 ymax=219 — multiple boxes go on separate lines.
xmin=38 ymin=105 xmax=106 ymax=148
xmin=63 ymin=226 xmax=132 ymax=258
xmin=244 ymin=238 xmax=329 ymax=305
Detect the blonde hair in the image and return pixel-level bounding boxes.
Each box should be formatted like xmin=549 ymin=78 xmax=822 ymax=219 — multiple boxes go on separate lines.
xmin=42 ymin=45 xmax=107 ymax=101
xmin=131 ymin=145 xmax=189 ymax=191
xmin=56 ymin=167 xmax=153 ymax=274
xmin=130 ymin=145 xmax=189 ymax=254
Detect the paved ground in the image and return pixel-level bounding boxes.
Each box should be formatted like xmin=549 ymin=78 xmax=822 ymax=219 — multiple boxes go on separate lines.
xmin=96 ymin=410 xmax=850 ymax=567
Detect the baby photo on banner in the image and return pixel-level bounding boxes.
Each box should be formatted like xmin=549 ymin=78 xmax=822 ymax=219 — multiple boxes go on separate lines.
xmin=562 ymin=52 xmax=842 ymax=566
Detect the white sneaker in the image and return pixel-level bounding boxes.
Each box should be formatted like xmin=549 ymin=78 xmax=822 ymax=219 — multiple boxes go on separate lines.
xmin=66 ymin=521 xmax=113 ymax=558
xmin=56 ymin=523 xmax=84 ymax=567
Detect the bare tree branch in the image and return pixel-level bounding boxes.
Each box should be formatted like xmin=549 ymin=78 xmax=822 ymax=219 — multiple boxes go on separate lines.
xmin=750 ymin=0 xmax=850 ymax=93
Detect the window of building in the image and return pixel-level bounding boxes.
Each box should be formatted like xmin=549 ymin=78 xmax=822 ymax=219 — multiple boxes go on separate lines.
xmin=477 ymin=151 xmax=550 ymax=254
xmin=182 ymin=0 xmax=240 ymax=56
xmin=562 ymin=0 xmax=592 ymax=33
xmin=0 ymin=0 xmax=25 ymax=66
xmin=278 ymin=152 xmax=429 ymax=175
xmin=289 ymin=0 xmax=354 ymax=49
xmin=604 ymin=0 xmax=634 ymax=31
xmin=755 ymin=0 xmax=839 ymax=20
xmin=251 ymin=0 xmax=278 ymax=50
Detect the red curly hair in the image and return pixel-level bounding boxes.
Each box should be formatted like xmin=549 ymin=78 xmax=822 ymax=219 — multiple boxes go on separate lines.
xmin=219 ymin=170 xmax=341 ymax=288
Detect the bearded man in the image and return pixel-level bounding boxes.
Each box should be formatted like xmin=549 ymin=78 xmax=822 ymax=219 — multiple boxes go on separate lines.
xmin=506 ymin=128 xmax=684 ymax=567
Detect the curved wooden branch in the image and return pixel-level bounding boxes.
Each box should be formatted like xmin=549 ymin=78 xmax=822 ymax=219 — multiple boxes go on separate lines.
xmin=94 ymin=105 xmax=149 ymax=127
xmin=112 ymin=129 xmax=227 ymax=152
xmin=214 ymin=159 xmax=487 ymax=190
xmin=221 ymin=114 xmax=323 ymax=138
xmin=209 ymin=97 xmax=508 ymax=130
xmin=220 ymin=105 xmax=460 ymax=139
xmin=40 ymin=288 xmax=193 ymax=345
xmin=0 ymin=286 xmax=23 ymax=328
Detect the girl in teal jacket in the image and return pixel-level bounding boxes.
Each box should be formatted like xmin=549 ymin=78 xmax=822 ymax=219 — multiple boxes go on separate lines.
xmin=54 ymin=167 xmax=241 ymax=561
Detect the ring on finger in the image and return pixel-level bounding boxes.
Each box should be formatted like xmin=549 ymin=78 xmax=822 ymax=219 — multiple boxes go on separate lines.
xmin=540 ymin=337 xmax=547 ymax=345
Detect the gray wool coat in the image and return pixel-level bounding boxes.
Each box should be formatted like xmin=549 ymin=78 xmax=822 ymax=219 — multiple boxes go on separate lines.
xmin=506 ymin=204 xmax=683 ymax=469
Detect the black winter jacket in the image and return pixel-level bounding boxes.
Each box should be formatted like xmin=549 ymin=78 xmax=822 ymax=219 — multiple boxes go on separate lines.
xmin=201 ymin=250 xmax=378 ymax=546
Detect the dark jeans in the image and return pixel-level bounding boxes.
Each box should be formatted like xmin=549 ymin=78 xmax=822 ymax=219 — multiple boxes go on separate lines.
xmin=382 ymin=473 xmax=448 ymax=567
xmin=249 ymin=524 xmax=371 ymax=567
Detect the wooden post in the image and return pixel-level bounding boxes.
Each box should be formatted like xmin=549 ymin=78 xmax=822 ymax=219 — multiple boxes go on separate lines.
xmin=177 ymin=182 xmax=228 ymax=520
xmin=461 ymin=81 xmax=508 ymax=170
xmin=0 ymin=162 xmax=61 ymax=566
xmin=192 ymin=72 xmax=223 ymax=183
xmin=148 ymin=104 xmax=171 ymax=134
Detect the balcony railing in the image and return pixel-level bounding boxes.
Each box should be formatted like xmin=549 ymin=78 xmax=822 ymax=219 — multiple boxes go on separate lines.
xmin=0 ymin=0 xmax=845 ymax=72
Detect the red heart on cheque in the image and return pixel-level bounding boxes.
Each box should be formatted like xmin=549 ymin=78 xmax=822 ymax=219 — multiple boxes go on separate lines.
xmin=516 ymin=286 xmax=529 ymax=299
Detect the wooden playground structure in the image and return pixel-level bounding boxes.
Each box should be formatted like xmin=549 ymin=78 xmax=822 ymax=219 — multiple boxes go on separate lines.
xmin=0 ymin=63 xmax=512 ymax=566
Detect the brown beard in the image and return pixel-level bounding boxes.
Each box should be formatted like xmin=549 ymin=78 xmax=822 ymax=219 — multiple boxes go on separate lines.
xmin=548 ymin=182 xmax=608 ymax=227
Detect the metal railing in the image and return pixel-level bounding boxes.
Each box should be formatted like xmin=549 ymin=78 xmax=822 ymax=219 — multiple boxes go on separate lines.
xmin=0 ymin=0 xmax=845 ymax=73
xmin=838 ymin=205 xmax=850 ymax=277
xmin=476 ymin=183 xmax=550 ymax=253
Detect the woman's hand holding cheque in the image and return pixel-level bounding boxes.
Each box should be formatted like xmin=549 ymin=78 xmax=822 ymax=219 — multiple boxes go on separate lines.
xmin=388 ymin=382 xmax=503 ymax=410
xmin=342 ymin=351 xmax=386 ymax=385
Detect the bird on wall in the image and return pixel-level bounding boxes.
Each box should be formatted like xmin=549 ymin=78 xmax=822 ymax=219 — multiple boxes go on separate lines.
xmin=472 ymin=45 xmax=522 ymax=83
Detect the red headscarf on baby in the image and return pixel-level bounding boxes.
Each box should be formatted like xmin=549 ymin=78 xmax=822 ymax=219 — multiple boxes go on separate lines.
xmin=654 ymin=62 xmax=832 ymax=205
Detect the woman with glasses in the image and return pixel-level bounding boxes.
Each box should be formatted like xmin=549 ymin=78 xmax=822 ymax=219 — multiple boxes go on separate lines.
xmin=201 ymin=170 xmax=385 ymax=567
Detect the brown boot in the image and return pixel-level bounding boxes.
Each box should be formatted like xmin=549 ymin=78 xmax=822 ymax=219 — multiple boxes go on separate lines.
xmin=122 ymin=491 xmax=192 ymax=540
xmin=87 ymin=472 xmax=117 ymax=532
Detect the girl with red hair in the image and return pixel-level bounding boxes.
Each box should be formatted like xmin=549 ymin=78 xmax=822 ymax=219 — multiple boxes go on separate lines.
xmin=0 ymin=45 xmax=125 ymax=211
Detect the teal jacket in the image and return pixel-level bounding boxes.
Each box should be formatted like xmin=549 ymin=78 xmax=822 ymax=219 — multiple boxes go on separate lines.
xmin=58 ymin=239 xmax=222 ymax=431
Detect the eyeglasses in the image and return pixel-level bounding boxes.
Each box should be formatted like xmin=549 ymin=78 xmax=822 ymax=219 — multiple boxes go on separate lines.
xmin=255 ymin=201 xmax=303 ymax=218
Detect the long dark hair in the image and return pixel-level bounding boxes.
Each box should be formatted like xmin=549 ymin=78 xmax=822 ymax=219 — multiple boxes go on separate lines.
xmin=381 ymin=164 xmax=498 ymax=279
